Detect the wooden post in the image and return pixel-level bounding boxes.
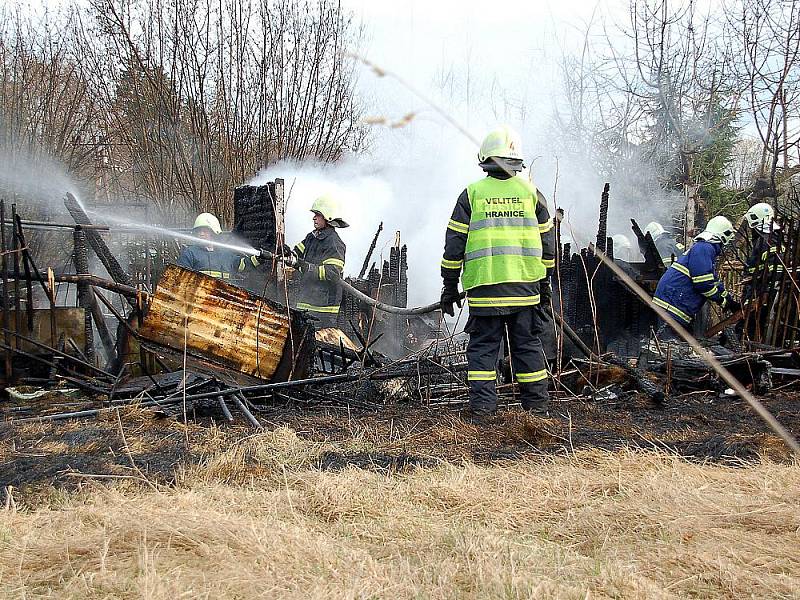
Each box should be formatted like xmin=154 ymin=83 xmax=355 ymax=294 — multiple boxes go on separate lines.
xmin=11 ymin=204 xmax=22 ymax=345
xmin=0 ymin=201 xmax=12 ymax=382
xmin=48 ymin=268 xmax=57 ymax=349
xmin=273 ymin=178 xmax=286 ymax=291
xmin=73 ymin=227 xmax=95 ymax=362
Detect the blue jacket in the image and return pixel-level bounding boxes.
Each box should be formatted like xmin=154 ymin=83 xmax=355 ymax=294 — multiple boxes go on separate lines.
xmin=653 ymin=239 xmax=729 ymax=324
xmin=176 ymin=245 xmax=253 ymax=279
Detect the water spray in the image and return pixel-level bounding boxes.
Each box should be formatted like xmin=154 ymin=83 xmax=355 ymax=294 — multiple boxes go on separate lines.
xmin=64 ymin=192 xmax=259 ymax=256
xmin=84 ymin=210 xmax=259 ymax=256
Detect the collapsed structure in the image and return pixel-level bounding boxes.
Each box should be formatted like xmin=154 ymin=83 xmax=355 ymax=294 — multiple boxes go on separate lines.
xmin=1 ymin=180 xmax=799 ymax=429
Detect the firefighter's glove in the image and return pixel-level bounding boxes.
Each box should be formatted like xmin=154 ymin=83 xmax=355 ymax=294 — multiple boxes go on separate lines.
xmin=724 ymin=297 xmax=742 ymax=314
xmin=440 ymin=284 xmax=462 ymax=317
xmin=539 ymin=279 xmax=552 ymax=304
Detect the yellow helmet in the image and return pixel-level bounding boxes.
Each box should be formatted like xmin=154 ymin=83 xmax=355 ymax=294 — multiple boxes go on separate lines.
xmin=695 ymin=215 xmax=735 ymax=245
xmin=311 ymin=194 xmax=349 ymax=228
xmin=193 ymin=212 xmax=222 ymax=235
xmin=478 ymin=125 xmax=523 ymax=163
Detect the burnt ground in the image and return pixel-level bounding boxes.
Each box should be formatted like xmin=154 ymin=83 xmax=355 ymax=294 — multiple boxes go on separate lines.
xmin=1 ymin=385 xmax=799 ymax=502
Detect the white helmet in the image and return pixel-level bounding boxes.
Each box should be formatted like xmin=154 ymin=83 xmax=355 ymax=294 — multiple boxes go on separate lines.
xmin=695 ymin=215 xmax=735 ymax=245
xmin=311 ymin=194 xmax=349 ymax=228
xmin=745 ymin=202 xmax=775 ymax=230
xmin=478 ymin=125 xmax=523 ymax=163
xmin=644 ymin=221 xmax=666 ymax=239
xmin=193 ymin=212 xmax=222 ymax=235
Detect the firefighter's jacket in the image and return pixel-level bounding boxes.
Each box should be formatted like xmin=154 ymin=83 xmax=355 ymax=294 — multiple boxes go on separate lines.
xmin=745 ymin=229 xmax=784 ymax=294
xmin=176 ymin=245 xmax=250 ymax=280
xmin=653 ymin=239 xmax=730 ymax=325
xmin=653 ymin=233 xmax=684 ymax=266
xmin=293 ymin=226 xmax=346 ymax=319
xmin=441 ymin=171 xmax=555 ymax=316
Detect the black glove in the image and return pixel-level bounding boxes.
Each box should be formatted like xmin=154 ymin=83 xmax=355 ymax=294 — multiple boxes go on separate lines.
xmin=279 ymin=243 xmax=293 ymax=257
xmin=724 ymin=297 xmax=742 ymax=314
xmin=440 ymin=284 xmax=462 ymax=317
xmin=258 ymin=248 xmax=272 ymax=261
xmin=539 ymin=279 xmax=552 ymax=304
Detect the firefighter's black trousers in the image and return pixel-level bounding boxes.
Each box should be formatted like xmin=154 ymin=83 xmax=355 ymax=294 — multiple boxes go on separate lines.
xmin=465 ymin=306 xmax=549 ymax=414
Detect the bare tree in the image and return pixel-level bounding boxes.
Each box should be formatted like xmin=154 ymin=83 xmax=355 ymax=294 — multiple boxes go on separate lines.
xmin=1 ymin=0 xmax=366 ymax=227
xmin=0 ymin=6 xmax=101 ymax=189
xmin=727 ymin=0 xmax=800 ymax=185
xmin=80 ymin=0 xmax=366 ymax=224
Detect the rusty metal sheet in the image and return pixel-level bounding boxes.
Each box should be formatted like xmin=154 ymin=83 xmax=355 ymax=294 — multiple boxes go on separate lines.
xmin=139 ymin=265 xmax=312 ymax=381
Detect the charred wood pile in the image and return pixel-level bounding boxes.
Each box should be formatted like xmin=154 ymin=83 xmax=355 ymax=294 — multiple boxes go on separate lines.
xmin=2 ymin=179 xmax=800 ymax=433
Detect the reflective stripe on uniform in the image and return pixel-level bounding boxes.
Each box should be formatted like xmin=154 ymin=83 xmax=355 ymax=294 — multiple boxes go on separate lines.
xmin=671 ymin=262 xmax=716 ymax=285
xmin=323 ymin=258 xmax=345 ymax=269
xmin=749 ymin=263 xmax=784 ymax=274
xmin=318 ymin=265 xmax=326 ymax=280
xmin=295 ymin=242 xmax=306 ymax=254
xmin=464 ymin=246 xmax=543 ymax=261
xmin=297 ymin=302 xmax=340 ymax=314
xmin=653 ymin=297 xmax=691 ymax=323
xmin=447 ymin=219 xmax=469 ymax=234
xmin=761 ymin=246 xmax=779 ymax=261
xmin=468 ymin=370 xmax=496 ymax=381
xmin=671 ymin=263 xmax=690 ymax=277
xmin=199 ymin=270 xmax=231 ymax=279
xmin=461 ymin=176 xmax=545 ymax=290
xmin=238 ymin=255 xmax=260 ymax=271
xmin=538 ymin=220 xmax=553 ymax=233
xmin=701 ymin=283 xmax=720 ymax=298
xmin=469 ymin=217 xmax=537 ymax=231
xmin=441 ymin=258 xmax=463 ymax=269
xmin=517 ymin=369 xmax=548 ymax=383
xmin=692 ymin=273 xmax=714 ymax=283
xmin=541 ymin=258 xmax=555 ymax=268
xmin=467 ymin=294 xmax=540 ymax=308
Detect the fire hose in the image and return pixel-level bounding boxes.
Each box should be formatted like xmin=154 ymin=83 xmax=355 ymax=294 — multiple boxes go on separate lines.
xmin=259 ymin=248 xmax=595 ymax=357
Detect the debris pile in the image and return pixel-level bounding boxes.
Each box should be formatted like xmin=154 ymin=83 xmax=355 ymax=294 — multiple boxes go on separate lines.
xmin=1 ymin=180 xmax=799 ymax=454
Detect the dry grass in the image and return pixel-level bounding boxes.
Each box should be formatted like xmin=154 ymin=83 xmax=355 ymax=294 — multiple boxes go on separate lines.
xmin=1 ymin=426 xmax=799 ymax=599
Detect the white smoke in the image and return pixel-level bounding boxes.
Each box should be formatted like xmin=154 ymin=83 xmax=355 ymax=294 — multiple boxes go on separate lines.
xmin=0 ymin=146 xmax=86 ymax=218
xmin=248 ymin=0 xmax=681 ymax=305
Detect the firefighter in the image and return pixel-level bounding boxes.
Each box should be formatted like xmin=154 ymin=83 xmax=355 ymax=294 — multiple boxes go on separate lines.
xmin=176 ymin=212 xmax=244 ymax=279
xmin=440 ymin=125 xmax=555 ymax=417
xmin=743 ymin=202 xmax=783 ymax=285
xmin=643 ymin=221 xmax=684 ymax=265
xmin=611 ymin=234 xmax=641 ymax=262
xmin=653 ymin=216 xmax=740 ymax=332
xmin=740 ymin=202 xmax=783 ymax=338
xmin=286 ymin=194 xmax=347 ymax=328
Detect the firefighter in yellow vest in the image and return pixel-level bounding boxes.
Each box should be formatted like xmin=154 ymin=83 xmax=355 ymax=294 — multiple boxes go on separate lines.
xmin=440 ymin=126 xmax=556 ymax=417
